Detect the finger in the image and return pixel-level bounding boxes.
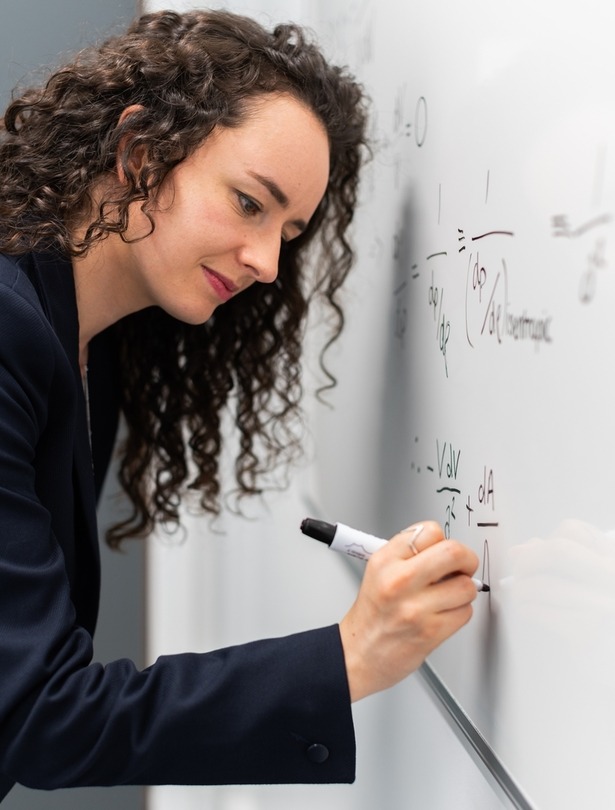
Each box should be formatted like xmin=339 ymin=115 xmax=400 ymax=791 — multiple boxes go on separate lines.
xmin=388 ymin=520 xmax=444 ymax=560
xmin=426 ymin=572 xmax=479 ymax=613
xmin=418 ymin=541 xmax=480 ymax=586
xmin=433 ymin=601 xmax=475 ymax=637
xmin=385 ymin=540 xmax=479 ymax=594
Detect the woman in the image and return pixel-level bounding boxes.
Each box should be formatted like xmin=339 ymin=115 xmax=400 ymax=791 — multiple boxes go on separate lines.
xmin=0 ymin=8 xmax=479 ymax=798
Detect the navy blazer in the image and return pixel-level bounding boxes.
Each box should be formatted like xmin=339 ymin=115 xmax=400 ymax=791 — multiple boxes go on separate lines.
xmin=0 ymin=251 xmax=355 ymax=800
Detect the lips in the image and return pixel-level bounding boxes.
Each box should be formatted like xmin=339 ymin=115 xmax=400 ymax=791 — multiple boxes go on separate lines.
xmin=202 ymin=267 xmax=238 ymax=302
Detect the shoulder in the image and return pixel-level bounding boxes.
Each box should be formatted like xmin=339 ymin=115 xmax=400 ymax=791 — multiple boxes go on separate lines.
xmin=0 ymin=253 xmax=58 ymax=378
xmin=0 ymin=253 xmax=49 ymax=325
xmin=0 ymin=253 xmax=45 ymax=310
xmin=0 ymin=251 xmax=58 ymax=334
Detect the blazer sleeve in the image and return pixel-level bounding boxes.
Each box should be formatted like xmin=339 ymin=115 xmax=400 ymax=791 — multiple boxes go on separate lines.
xmin=0 ymin=273 xmax=356 ymax=791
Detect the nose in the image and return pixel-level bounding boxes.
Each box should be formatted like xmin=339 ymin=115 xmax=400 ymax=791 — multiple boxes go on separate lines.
xmin=239 ymin=231 xmax=281 ymax=284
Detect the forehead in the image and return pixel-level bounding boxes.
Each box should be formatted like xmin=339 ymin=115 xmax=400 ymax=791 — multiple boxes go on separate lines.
xmin=198 ymin=94 xmax=331 ymax=209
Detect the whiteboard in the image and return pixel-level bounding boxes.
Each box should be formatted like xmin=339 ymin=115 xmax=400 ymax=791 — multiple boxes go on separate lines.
xmin=305 ymin=2 xmax=615 ymax=808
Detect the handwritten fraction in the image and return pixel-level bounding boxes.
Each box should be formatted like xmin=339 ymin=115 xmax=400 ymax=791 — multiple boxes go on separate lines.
xmin=411 ymin=437 xmax=500 ymax=552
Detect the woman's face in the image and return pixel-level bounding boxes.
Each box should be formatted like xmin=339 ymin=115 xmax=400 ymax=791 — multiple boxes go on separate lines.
xmin=116 ymin=93 xmax=330 ymax=324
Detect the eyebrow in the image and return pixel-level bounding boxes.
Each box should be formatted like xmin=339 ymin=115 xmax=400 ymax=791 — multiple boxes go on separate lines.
xmin=247 ymin=171 xmax=307 ymax=234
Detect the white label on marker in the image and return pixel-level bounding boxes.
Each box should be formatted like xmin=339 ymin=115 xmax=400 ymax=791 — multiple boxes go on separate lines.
xmin=331 ymin=523 xmax=387 ymax=560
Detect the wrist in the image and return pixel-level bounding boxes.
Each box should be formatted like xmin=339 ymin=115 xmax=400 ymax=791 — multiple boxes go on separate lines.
xmin=338 ymin=616 xmax=375 ymax=703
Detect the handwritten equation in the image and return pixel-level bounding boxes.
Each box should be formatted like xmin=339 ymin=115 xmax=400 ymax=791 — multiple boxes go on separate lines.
xmin=411 ymin=436 xmax=498 ymax=583
xmin=385 ymin=136 xmax=614 ymax=373
xmin=392 ymin=224 xmax=555 ymax=376
xmin=464 ymin=230 xmax=553 ymax=349
xmin=389 ymin=171 xmax=570 ymax=375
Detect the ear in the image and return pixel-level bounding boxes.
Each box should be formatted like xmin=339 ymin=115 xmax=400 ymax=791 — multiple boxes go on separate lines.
xmin=115 ymin=104 xmax=147 ymax=186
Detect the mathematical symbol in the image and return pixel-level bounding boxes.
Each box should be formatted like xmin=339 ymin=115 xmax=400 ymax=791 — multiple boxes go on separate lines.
xmin=458 ymin=228 xmax=466 ymax=252
xmin=466 ymin=495 xmax=474 ymax=526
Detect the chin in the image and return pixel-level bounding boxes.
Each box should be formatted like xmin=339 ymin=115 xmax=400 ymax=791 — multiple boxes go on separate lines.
xmin=156 ymin=295 xmax=218 ymax=325
xmin=177 ymin=304 xmax=219 ymax=326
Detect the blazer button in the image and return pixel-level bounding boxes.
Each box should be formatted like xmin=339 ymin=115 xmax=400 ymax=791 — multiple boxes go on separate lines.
xmin=306 ymin=743 xmax=330 ymax=763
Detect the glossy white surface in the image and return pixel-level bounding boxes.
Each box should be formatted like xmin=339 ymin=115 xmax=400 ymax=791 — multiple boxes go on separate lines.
xmin=308 ymin=2 xmax=615 ymax=807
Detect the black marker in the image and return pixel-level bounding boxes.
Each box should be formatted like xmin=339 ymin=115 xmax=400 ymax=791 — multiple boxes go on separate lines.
xmin=300 ymin=517 xmax=490 ymax=592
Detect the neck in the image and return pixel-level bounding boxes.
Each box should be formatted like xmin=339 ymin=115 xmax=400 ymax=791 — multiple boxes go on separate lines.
xmin=72 ymin=233 xmax=150 ymax=361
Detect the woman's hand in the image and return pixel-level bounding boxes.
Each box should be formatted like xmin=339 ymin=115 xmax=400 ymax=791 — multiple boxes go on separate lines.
xmin=338 ymin=520 xmax=479 ymax=702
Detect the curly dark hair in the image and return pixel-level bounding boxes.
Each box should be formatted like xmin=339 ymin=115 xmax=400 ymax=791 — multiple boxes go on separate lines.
xmin=0 ymin=9 xmax=369 ymax=546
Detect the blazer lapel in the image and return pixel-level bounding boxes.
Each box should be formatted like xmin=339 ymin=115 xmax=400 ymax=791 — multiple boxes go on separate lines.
xmin=30 ymin=252 xmax=101 ymax=629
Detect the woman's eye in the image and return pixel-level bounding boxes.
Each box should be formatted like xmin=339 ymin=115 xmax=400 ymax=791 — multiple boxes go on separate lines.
xmin=237 ymin=192 xmax=261 ymax=216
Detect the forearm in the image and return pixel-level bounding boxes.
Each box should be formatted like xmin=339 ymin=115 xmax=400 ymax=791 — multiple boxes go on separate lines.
xmin=1 ymin=626 xmax=356 ymax=789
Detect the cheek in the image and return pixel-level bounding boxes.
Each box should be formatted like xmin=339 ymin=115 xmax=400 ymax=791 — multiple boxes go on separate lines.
xmin=143 ymin=194 xmax=239 ymax=260
xmin=186 ymin=207 xmax=238 ymax=251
